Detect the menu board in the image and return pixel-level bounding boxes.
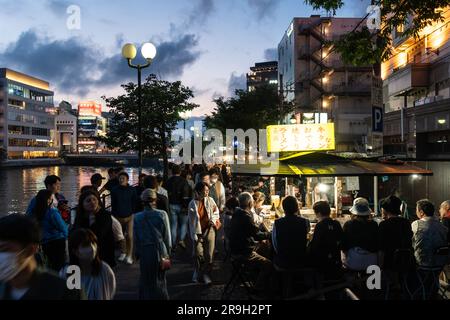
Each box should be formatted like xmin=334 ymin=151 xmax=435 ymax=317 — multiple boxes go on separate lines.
xmin=266 ymin=123 xmax=335 ymax=152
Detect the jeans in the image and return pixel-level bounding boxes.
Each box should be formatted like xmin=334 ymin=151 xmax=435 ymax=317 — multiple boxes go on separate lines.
xmin=170 ymin=204 xmax=188 ymax=244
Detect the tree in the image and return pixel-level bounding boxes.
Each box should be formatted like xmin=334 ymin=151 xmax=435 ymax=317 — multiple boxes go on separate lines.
xmin=99 ymin=74 xmax=198 ymax=180
xmin=305 ymin=0 xmax=450 ymax=67
xmin=205 ymin=85 xmax=294 ymax=133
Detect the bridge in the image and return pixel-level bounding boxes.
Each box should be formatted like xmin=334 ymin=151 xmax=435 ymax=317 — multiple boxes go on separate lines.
xmin=64 ymin=153 xmax=161 ymax=168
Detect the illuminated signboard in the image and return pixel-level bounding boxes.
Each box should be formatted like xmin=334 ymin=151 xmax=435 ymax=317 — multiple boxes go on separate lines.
xmin=267 ymin=123 xmax=335 ymax=152
xmin=78 ymin=102 xmax=102 ymax=117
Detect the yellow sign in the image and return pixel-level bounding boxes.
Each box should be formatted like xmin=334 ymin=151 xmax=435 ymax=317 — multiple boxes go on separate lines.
xmin=267 ymin=123 xmax=335 ymax=152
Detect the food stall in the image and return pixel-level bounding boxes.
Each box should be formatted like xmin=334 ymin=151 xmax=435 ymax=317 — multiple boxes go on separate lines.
xmin=230 ymin=123 xmax=433 ymax=232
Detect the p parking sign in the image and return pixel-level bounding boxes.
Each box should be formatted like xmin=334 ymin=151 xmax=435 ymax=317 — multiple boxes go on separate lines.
xmin=372 ymin=107 xmax=383 ymax=133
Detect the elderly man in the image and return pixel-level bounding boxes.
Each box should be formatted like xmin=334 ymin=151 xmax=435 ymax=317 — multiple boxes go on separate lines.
xmin=439 ymin=200 xmax=450 ymax=243
xmin=228 ymin=192 xmax=272 ymax=295
xmin=412 ymin=199 xmax=448 ymax=268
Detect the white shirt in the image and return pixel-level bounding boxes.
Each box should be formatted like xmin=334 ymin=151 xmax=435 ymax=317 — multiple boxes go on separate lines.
xmin=157 ymin=187 xmax=168 ymax=199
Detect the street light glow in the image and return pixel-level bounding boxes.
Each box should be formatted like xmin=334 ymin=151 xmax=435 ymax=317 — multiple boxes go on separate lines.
xmin=141 ymin=42 xmax=157 ymax=60
xmin=122 ymin=43 xmax=137 ymax=59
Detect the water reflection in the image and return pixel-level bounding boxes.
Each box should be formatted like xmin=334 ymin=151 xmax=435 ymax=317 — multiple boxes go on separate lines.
xmin=0 ymin=166 xmax=149 ymax=216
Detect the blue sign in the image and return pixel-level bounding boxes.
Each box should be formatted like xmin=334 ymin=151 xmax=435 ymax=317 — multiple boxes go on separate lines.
xmin=372 ymin=107 xmax=383 ymax=132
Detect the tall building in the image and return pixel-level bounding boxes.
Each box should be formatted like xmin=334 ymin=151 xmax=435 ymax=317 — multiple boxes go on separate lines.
xmin=56 ymin=101 xmax=77 ymax=153
xmin=77 ymin=101 xmax=107 ymax=154
xmin=278 ymin=15 xmax=373 ymax=153
xmin=382 ymin=8 xmax=450 ymax=159
xmin=247 ymin=61 xmax=278 ymax=91
xmin=0 ymin=68 xmax=58 ymax=161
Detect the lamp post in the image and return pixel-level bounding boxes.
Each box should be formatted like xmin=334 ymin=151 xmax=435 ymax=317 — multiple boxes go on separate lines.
xmin=122 ymin=43 xmax=157 ymax=175
xmin=179 ymin=110 xmax=192 ymax=142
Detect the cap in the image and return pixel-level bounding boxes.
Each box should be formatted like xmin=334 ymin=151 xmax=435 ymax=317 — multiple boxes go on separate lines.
xmin=141 ymin=188 xmax=158 ymax=202
xmin=350 ymin=197 xmax=372 ymax=216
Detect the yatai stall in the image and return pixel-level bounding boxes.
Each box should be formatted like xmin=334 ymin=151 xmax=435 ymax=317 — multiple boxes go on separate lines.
xmin=230 ymin=123 xmax=433 ymax=231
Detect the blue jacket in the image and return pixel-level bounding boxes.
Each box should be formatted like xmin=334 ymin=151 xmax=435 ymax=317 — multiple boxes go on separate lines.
xmin=29 ymin=208 xmax=68 ymax=244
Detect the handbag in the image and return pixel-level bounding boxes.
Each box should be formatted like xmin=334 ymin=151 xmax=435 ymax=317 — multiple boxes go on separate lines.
xmin=144 ymin=214 xmax=172 ymax=271
xmin=214 ymin=219 xmax=222 ymax=231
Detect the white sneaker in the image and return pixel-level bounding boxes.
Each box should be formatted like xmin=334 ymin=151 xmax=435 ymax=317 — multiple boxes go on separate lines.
xmin=118 ymin=253 xmax=126 ymax=262
xmin=203 ymin=274 xmax=212 ymax=285
xmin=125 ymin=256 xmax=133 ymax=265
xmin=192 ymin=270 xmax=199 ymax=283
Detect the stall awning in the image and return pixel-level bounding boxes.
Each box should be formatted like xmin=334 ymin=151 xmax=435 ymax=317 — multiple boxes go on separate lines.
xmin=230 ymin=152 xmax=433 ymax=177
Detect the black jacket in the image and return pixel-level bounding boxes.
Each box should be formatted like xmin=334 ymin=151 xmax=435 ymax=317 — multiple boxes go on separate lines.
xmin=378 ymin=216 xmax=413 ymax=269
xmin=229 ymin=208 xmax=270 ymax=256
xmin=342 ymin=217 xmax=379 ymax=253
xmin=165 ymin=176 xmax=190 ymax=206
xmin=73 ymin=208 xmax=116 ymax=268
xmin=0 ymin=269 xmax=82 ymax=300
xmin=111 ymin=185 xmax=137 ymax=218
xmin=273 ymin=215 xmax=308 ymax=269
xmin=308 ymin=218 xmax=343 ymax=274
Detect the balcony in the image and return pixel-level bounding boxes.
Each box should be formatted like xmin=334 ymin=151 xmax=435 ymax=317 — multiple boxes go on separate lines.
xmin=386 ymin=63 xmax=431 ymax=97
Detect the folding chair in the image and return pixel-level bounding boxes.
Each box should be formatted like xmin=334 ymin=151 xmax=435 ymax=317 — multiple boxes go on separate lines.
xmin=384 ymin=248 xmax=415 ymax=300
xmin=414 ymin=246 xmax=450 ymax=300
xmin=274 ymin=264 xmax=316 ymax=299
xmin=221 ymin=256 xmax=256 ymax=300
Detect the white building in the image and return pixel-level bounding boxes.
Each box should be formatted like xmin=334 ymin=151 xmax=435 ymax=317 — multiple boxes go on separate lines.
xmin=56 ymin=108 xmax=77 ymax=153
xmin=0 ymin=68 xmax=58 ymax=161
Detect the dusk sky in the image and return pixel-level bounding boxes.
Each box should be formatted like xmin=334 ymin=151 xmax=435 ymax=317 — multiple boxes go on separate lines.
xmin=0 ymin=0 xmax=370 ymax=117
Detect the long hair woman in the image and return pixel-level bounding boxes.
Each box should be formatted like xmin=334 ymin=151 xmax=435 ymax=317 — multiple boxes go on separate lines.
xmin=60 ymin=228 xmax=116 ymax=300
xmin=30 ymin=189 xmax=68 ymax=272
xmin=73 ymin=190 xmax=116 ymax=268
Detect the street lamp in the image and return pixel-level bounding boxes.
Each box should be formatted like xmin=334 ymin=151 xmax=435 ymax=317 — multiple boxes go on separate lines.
xmin=179 ymin=110 xmax=192 ymax=142
xmin=122 ymin=42 xmax=157 ymax=175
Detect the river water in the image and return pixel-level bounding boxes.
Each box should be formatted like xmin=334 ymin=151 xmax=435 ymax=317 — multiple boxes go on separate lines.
xmin=0 ymin=166 xmax=155 ymax=217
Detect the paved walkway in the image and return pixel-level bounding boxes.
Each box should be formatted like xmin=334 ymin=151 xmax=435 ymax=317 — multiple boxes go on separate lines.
xmin=114 ymin=240 xmax=235 ymax=300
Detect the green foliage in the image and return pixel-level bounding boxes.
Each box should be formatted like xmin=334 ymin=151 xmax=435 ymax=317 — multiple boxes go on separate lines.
xmin=304 ymin=0 xmax=344 ymax=15
xmin=306 ymin=0 xmax=450 ymax=65
xmin=99 ymin=74 xmax=198 ymax=157
xmin=204 ymin=85 xmax=294 ymax=133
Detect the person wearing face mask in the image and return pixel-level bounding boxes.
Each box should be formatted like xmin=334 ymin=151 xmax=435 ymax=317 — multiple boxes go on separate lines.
xmin=188 ymin=182 xmax=220 ymax=285
xmin=73 ymin=190 xmax=116 ymax=268
xmin=134 ymin=189 xmax=172 ymax=300
xmin=28 ymin=189 xmax=68 ymax=272
xmin=60 ymin=229 xmax=116 ymax=300
xmin=0 ymin=214 xmax=82 ymax=300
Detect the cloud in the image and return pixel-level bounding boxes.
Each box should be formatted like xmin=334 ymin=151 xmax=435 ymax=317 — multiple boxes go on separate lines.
xmin=264 ymin=48 xmax=277 ymax=61
xmin=187 ymin=0 xmax=216 ymax=27
xmin=47 ymin=0 xmax=72 ymax=16
xmin=228 ymin=72 xmax=247 ymax=96
xmin=0 ymin=30 xmax=202 ymax=98
xmin=246 ymin=0 xmax=281 ymax=20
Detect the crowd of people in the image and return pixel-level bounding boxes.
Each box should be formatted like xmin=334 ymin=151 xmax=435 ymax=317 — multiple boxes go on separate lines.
xmin=1 ymin=163 xmax=450 ymax=300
